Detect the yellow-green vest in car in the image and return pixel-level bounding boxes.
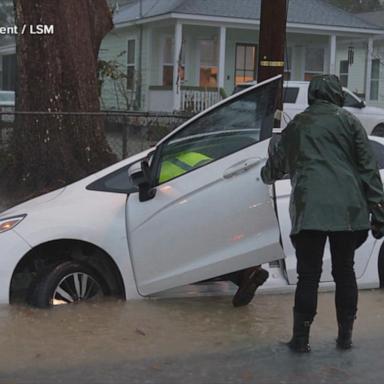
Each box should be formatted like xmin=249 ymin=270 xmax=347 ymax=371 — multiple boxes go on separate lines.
xmin=159 ymin=151 xmax=212 ymax=183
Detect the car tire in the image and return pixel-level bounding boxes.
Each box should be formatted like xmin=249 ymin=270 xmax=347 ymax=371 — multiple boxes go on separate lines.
xmin=379 ymin=247 xmax=384 ymax=289
xmin=30 ymin=261 xmax=108 ymax=308
xmin=372 ymin=124 xmax=384 ymax=137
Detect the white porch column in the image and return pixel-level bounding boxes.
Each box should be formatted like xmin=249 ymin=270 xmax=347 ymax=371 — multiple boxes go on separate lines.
xmin=218 ymin=26 xmax=226 ymax=90
xmin=329 ymin=34 xmax=337 ymax=75
xmin=365 ymin=37 xmax=374 ymax=102
xmin=173 ymin=21 xmax=183 ymax=111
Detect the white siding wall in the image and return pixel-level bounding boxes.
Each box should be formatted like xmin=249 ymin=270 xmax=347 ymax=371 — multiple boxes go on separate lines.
xmin=286 ymin=34 xmax=329 ymax=80
xmin=99 ymin=27 xmax=138 ymax=110
xmin=149 ymin=24 xmax=175 ymax=86
xmin=372 ymin=43 xmax=384 ymax=106
xmin=335 ymin=41 xmax=384 ymax=107
xmin=141 ymin=26 xmax=151 ymax=111
xmin=336 ymin=42 xmax=367 ymax=96
xmin=100 ymin=23 xmax=384 ymax=111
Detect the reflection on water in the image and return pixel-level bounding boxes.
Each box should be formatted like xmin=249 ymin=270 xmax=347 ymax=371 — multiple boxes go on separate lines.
xmin=0 ymin=288 xmax=383 ymax=383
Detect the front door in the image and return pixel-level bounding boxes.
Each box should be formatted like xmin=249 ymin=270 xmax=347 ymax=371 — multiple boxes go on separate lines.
xmin=126 ymin=77 xmax=284 ymax=295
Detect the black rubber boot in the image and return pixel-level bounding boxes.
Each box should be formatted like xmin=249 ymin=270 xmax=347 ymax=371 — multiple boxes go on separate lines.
xmin=287 ymin=311 xmax=313 ymax=353
xmin=232 ymin=268 xmax=269 ymax=307
xmin=336 ymin=317 xmax=355 ymax=350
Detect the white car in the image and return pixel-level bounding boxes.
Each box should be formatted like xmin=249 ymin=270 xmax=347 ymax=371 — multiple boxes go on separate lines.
xmin=234 ymin=81 xmax=384 ymax=136
xmin=0 ymin=90 xmax=15 ymax=123
xmin=1 ymin=76 xmax=383 ymax=308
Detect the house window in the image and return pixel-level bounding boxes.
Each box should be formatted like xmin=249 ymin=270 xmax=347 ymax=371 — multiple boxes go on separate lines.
xmin=304 ymin=47 xmax=325 ymax=81
xmin=235 ymin=43 xmax=257 ymax=85
xmin=199 ymin=39 xmax=218 ymax=87
xmin=284 ymin=47 xmax=292 ymax=81
xmin=2 ymin=54 xmax=16 ymax=91
xmin=162 ymin=36 xmax=185 ymax=87
xmin=339 ymin=60 xmax=349 ymax=87
xmin=127 ymin=39 xmax=136 ymax=89
xmin=370 ymin=59 xmax=380 ymax=101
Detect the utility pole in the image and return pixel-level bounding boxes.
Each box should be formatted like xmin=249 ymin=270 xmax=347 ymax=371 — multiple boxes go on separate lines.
xmin=257 ymin=0 xmax=288 ymax=127
xmin=136 ymin=0 xmax=143 ymax=110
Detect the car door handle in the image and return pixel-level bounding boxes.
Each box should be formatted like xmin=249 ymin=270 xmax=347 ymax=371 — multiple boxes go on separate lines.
xmin=223 ymin=157 xmax=266 ymax=179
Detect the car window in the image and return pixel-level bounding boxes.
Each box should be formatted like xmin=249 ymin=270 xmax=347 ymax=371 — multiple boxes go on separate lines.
xmin=343 ymin=92 xmax=361 ymax=108
xmin=233 ymin=84 xmax=250 ymax=94
xmin=370 ymin=140 xmax=384 ymax=169
xmin=86 ymin=164 xmax=138 ymax=194
xmin=283 ymin=87 xmax=299 ymax=103
xmin=156 ymin=79 xmax=279 ymax=184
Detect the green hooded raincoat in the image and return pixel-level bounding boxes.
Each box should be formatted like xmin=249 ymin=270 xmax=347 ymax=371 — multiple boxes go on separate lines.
xmin=261 ymin=75 xmax=384 ymax=235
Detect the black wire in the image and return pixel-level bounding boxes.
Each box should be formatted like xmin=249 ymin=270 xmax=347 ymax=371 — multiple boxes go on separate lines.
xmin=281 ymin=0 xmax=290 ymax=126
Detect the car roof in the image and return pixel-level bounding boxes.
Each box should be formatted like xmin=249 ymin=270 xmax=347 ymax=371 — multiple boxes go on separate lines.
xmin=0 ymin=91 xmax=15 ymax=103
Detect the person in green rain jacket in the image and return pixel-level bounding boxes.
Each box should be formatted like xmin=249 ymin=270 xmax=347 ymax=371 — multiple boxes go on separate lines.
xmin=261 ymin=74 xmax=384 ymax=353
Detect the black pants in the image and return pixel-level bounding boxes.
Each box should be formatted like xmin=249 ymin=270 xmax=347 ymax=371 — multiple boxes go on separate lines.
xmin=290 ymin=230 xmax=368 ymax=322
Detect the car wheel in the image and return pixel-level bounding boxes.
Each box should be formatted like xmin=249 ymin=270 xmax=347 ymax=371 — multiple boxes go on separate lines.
xmin=372 ymin=124 xmax=384 ymax=137
xmin=379 ymin=247 xmax=384 ymax=289
xmin=30 ymin=261 xmax=107 ymax=308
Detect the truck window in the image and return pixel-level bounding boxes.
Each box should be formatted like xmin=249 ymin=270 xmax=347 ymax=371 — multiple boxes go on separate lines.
xmin=370 ymin=140 xmax=384 ymax=170
xmin=283 ymin=87 xmax=299 ymax=103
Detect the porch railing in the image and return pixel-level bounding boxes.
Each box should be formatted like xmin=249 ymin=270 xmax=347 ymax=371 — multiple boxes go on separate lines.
xmin=181 ymin=87 xmax=223 ymax=113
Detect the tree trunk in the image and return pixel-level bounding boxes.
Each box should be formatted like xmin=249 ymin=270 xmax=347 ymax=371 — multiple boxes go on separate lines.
xmin=8 ymin=0 xmax=116 ymax=199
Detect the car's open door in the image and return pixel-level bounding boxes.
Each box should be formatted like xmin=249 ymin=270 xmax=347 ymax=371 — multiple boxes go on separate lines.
xmin=126 ymin=76 xmax=285 ymax=295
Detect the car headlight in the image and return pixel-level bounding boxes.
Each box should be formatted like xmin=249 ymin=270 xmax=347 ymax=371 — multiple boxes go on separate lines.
xmin=0 ymin=215 xmax=27 ymax=233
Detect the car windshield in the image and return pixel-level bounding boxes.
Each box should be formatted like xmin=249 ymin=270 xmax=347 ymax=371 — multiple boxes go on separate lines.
xmin=343 ymin=91 xmax=361 ymax=108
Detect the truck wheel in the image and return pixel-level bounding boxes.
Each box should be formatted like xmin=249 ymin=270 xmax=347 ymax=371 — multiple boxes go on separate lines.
xmin=372 ymin=124 xmax=384 ymax=137
xmin=30 ymin=261 xmax=107 ymax=308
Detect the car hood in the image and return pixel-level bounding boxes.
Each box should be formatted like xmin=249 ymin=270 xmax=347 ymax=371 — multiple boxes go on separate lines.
xmin=362 ymin=105 xmax=384 ymax=115
xmin=0 ymin=147 xmax=154 ymax=220
xmin=0 ymin=188 xmax=66 ymax=218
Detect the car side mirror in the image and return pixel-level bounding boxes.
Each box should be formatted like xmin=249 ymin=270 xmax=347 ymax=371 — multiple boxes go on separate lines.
xmin=128 ymin=160 xmax=157 ymax=202
xmin=358 ymin=100 xmax=366 ymax=108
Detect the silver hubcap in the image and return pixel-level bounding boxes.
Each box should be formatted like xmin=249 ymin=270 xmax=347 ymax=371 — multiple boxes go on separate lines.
xmin=52 ymin=272 xmax=103 ymax=305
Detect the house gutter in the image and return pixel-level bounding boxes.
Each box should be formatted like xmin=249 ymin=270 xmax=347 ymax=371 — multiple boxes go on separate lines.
xmin=114 ymin=12 xmax=384 ymax=36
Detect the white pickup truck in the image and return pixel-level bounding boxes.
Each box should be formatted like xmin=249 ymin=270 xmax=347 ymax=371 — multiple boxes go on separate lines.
xmin=0 ymin=90 xmax=15 ymax=123
xmin=235 ymin=81 xmax=384 ymax=136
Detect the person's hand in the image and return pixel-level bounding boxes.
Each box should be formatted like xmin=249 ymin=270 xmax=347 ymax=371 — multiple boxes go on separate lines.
xmin=268 ymin=134 xmax=281 ymax=158
xmin=371 ymin=221 xmax=384 ymax=239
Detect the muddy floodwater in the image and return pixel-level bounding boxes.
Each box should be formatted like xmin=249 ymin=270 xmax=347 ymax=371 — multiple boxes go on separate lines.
xmin=0 ymin=286 xmax=383 ymax=383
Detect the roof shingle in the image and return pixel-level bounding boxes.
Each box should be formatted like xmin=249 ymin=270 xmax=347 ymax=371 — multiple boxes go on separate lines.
xmin=114 ymin=0 xmax=383 ymax=31
xmin=356 ymin=11 xmax=384 ymax=28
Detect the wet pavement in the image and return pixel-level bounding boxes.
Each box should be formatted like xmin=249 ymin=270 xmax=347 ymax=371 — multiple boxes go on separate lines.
xmin=0 ymin=286 xmax=383 ymax=384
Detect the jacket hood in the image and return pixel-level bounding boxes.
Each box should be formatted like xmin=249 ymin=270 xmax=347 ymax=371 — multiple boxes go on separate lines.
xmin=308 ymin=75 xmax=345 ymax=107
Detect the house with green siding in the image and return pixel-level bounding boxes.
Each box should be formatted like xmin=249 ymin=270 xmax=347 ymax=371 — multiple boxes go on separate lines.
xmin=355 ymin=10 xmax=384 ymax=106
xmin=1 ymin=0 xmax=384 ymax=112
xmin=99 ymin=0 xmax=384 ymax=112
